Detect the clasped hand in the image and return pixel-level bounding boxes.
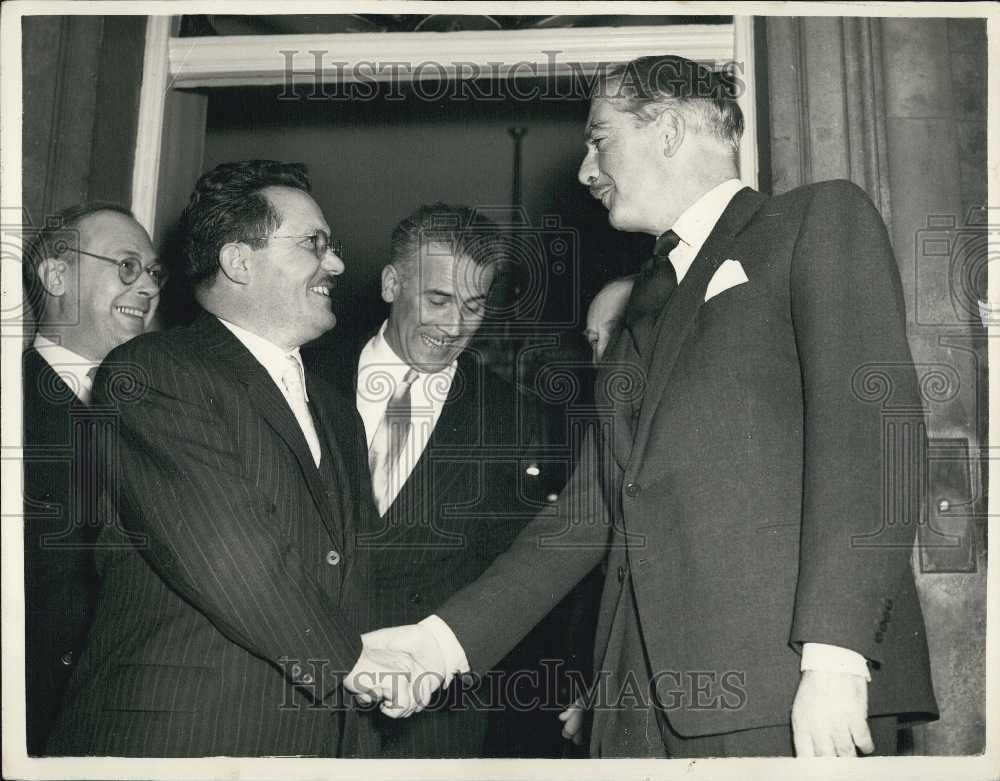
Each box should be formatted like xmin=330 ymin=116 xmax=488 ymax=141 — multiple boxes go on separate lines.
xmin=343 ymin=624 xmax=448 ymax=718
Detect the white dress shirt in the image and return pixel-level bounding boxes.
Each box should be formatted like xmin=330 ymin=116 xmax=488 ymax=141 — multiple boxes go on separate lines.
xmin=424 ymin=178 xmax=871 ymax=683
xmin=356 ymin=320 xmax=457 ymax=497
xmin=667 ymin=177 xmax=745 ymax=283
xmin=217 ymin=317 xmax=322 ymax=466
xmin=32 ymin=333 xmax=100 ymax=404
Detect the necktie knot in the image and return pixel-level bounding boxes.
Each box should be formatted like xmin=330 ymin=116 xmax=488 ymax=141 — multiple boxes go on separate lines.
xmin=281 ymin=355 xmax=306 ymax=397
xmin=654 ymin=229 xmax=681 ymax=261
xmin=395 ymin=368 xmax=419 ymax=399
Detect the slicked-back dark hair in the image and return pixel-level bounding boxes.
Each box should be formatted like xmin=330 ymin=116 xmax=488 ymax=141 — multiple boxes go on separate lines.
xmin=389 ymin=202 xmax=498 ymax=276
xmin=22 ymin=201 xmax=134 ymax=321
xmin=602 ymin=55 xmax=744 ymax=153
xmin=179 ymin=160 xmax=311 ymax=288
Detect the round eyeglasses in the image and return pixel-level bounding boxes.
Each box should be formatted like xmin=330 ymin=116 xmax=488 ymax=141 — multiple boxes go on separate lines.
xmin=73 ymin=248 xmax=169 ymax=288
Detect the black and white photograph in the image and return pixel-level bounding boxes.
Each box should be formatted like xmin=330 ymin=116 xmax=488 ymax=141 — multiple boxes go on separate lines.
xmin=1 ymin=2 xmax=995 ymax=779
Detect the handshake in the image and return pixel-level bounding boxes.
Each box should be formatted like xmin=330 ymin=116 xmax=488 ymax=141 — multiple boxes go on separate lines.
xmin=343 ymin=624 xmax=451 ymax=718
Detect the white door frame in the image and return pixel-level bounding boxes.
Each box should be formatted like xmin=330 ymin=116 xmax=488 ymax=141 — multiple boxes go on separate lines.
xmin=132 ymin=17 xmax=757 ymax=234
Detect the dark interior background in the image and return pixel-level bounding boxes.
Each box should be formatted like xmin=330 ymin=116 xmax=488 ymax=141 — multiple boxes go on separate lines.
xmin=201 ymin=77 xmax=653 ymax=371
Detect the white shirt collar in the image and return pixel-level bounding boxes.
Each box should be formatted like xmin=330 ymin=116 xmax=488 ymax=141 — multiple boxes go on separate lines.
xmin=216 ymin=316 xmax=308 ymax=401
xmin=667 ymin=177 xmax=745 ymax=283
xmin=32 ymin=333 xmax=100 ymax=403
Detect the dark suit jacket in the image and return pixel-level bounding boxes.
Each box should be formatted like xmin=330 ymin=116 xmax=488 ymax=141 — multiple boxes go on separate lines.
xmin=22 ymin=347 xmax=102 ymax=754
xmin=46 ymin=312 xmax=372 ymax=757
xmin=438 ymin=181 xmax=939 ymax=748
xmin=317 ymin=341 xmax=563 ymax=757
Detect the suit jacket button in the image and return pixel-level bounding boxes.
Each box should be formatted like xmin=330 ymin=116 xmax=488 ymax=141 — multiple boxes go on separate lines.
xmin=291 ymin=663 xmax=303 ymax=678
xmin=325 ymin=550 xmax=341 ymax=566
xmin=301 ymin=672 xmax=314 ymax=685
xmin=409 ymin=592 xmax=422 ymax=605
xmin=617 ymin=565 xmax=626 ymax=583
xmin=60 ymin=650 xmax=73 ymax=666
xmin=874 ymin=632 xmax=884 ymax=643
xmin=625 ymin=482 xmax=641 ymax=497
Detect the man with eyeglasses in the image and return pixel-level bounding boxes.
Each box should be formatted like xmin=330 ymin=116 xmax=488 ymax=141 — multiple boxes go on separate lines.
xmin=21 ymin=202 xmax=163 ymax=754
xmin=46 ymin=161 xmax=425 ymax=757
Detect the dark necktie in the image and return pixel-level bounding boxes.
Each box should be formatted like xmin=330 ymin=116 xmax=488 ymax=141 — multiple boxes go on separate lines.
xmin=625 ymin=229 xmax=681 ymax=355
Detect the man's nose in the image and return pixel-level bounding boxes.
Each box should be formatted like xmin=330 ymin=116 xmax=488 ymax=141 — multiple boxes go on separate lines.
xmin=134 ymin=268 xmax=159 ymax=296
xmin=322 ymin=250 xmax=345 ymax=275
xmin=578 ymin=148 xmax=598 ymax=187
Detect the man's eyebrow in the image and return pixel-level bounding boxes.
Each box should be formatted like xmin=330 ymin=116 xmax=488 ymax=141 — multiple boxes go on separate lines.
xmin=425 ymin=288 xmax=454 ymax=298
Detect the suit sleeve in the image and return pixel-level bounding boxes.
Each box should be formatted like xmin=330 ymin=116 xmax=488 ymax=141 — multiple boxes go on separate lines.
xmin=436 ymin=420 xmax=610 ymax=673
xmin=788 ymin=180 xmax=923 ymax=665
xmin=94 ymin=345 xmax=362 ymax=701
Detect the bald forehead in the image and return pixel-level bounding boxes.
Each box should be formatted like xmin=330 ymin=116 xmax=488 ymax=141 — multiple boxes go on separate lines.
xmin=75 ymin=210 xmax=153 ymax=252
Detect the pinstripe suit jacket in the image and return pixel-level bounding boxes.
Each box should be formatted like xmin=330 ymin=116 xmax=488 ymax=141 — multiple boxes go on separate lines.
xmin=47 ymin=312 xmax=372 ymax=757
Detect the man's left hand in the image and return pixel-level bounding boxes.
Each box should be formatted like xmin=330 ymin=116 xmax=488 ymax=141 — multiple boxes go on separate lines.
xmin=791 ymin=669 xmax=875 ymax=757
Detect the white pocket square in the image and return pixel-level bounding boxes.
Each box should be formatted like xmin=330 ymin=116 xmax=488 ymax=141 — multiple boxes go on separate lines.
xmin=705 ymin=259 xmax=749 ymax=302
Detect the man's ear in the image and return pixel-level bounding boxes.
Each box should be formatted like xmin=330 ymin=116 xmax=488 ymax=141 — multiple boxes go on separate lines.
xmin=656 ymin=107 xmax=686 ymax=159
xmin=218 ymin=242 xmax=252 ymax=285
xmin=36 ymin=257 xmax=68 ymax=297
xmin=381 ymin=264 xmax=400 ymax=304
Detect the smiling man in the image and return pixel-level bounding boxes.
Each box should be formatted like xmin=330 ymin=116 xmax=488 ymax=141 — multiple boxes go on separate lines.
xmin=46 ymin=161 xmax=422 ymax=757
xmin=340 ymin=203 xmax=559 ymax=758
xmin=21 ymin=203 xmax=162 ymax=754
xmin=366 ymin=55 xmax=938 ymax=760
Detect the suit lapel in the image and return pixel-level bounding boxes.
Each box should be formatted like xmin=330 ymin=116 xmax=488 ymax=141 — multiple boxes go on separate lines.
xmin=308 ymin=376 xmax=364 ymax=557
xmin=629 ymin=188 xmax=768 ymax=471
xmin=594 ymin=328 xmax=641 ymax=470
xmin=194 ymin=313 xmax=345 ymax=550
xmin=388 ymin=357 xmax=478 ymax=513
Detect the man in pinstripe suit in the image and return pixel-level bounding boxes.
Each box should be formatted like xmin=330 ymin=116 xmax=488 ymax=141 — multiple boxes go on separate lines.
xmin=47 ymin=160 xmax=426 ymax=757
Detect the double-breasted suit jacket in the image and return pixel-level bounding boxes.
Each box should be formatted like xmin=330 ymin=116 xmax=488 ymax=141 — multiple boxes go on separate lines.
xmin=438 ymin=181 xmax=939 ymax=749
xmin=47 ymin=312 xmax=372 ymax=757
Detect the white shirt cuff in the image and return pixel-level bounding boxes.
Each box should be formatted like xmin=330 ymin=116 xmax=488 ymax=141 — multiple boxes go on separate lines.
xmin=418 ymin=615 xmax=470 ymax=687
xmin=800 ymin=642 xmax=871 ymax=682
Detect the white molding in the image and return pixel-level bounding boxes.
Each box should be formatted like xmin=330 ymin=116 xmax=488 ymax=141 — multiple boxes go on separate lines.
xmin=131 ymin=15 xmax=172 ymax=235
xmin=733 ymin=16 xmax=759 ymax=190
xmin=167 ymin=24 xmax=736 ymax=87
xmin=137 ymin=21 xmax=760 ymax=234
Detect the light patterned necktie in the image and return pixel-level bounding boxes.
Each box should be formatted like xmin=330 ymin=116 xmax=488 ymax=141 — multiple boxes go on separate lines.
xmin=280 ymin=353 xmax=322 ymax=467
xmin=369 ymin=367 xmax=419 ymax=515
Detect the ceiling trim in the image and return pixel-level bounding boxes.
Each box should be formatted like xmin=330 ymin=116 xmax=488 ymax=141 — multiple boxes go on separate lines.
xmin=167 ymin=24 xmax=736 ymax=88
